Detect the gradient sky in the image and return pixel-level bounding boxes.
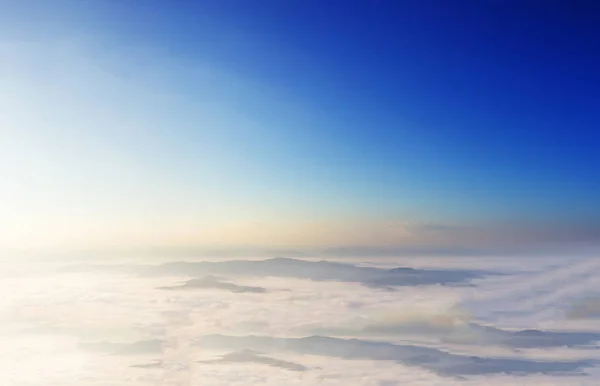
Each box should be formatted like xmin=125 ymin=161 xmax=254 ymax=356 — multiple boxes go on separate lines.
xmin=1 ymin=0 xmax=599 ymax=254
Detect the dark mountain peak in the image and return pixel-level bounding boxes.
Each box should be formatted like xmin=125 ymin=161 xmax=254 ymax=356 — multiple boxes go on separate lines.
xmin=388 ymin=267 xmax=418 ymax=273
xmin=265 ymin=257 xmax=301 ymax=263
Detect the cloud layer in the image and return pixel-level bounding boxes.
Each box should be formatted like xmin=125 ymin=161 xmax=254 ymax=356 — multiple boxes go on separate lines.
xmin=2 ymin=256 xmax=600 ymax=385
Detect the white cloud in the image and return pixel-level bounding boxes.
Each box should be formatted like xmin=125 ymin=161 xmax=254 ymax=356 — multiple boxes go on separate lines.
xmin=1 ymin=257 xmax=599 ymax=384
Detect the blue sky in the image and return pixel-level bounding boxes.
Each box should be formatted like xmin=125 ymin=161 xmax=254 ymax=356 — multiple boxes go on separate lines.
xmin=1 ymin=0 xmax=599 ymax=254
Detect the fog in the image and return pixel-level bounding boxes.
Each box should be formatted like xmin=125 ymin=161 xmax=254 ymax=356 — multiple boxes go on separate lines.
xmin=1 ymin=256 xmax=600 ymax=385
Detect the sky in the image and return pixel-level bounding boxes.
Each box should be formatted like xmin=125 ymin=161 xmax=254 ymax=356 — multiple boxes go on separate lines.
xmin=0 ymin=0 xmax=599 ymax=255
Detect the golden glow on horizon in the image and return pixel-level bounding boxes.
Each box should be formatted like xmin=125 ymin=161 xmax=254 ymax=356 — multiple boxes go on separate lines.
xmin=0 ymin=216 xmax=419 ymax=251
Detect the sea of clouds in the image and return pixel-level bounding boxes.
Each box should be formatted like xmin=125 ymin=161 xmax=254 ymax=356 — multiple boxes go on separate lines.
xmin=1 ymin=255 xmax=600 ymax=385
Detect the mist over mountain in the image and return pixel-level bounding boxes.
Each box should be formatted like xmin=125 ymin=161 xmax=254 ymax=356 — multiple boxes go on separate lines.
xmin=64 ymin=257 xmax=492 ymax=287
